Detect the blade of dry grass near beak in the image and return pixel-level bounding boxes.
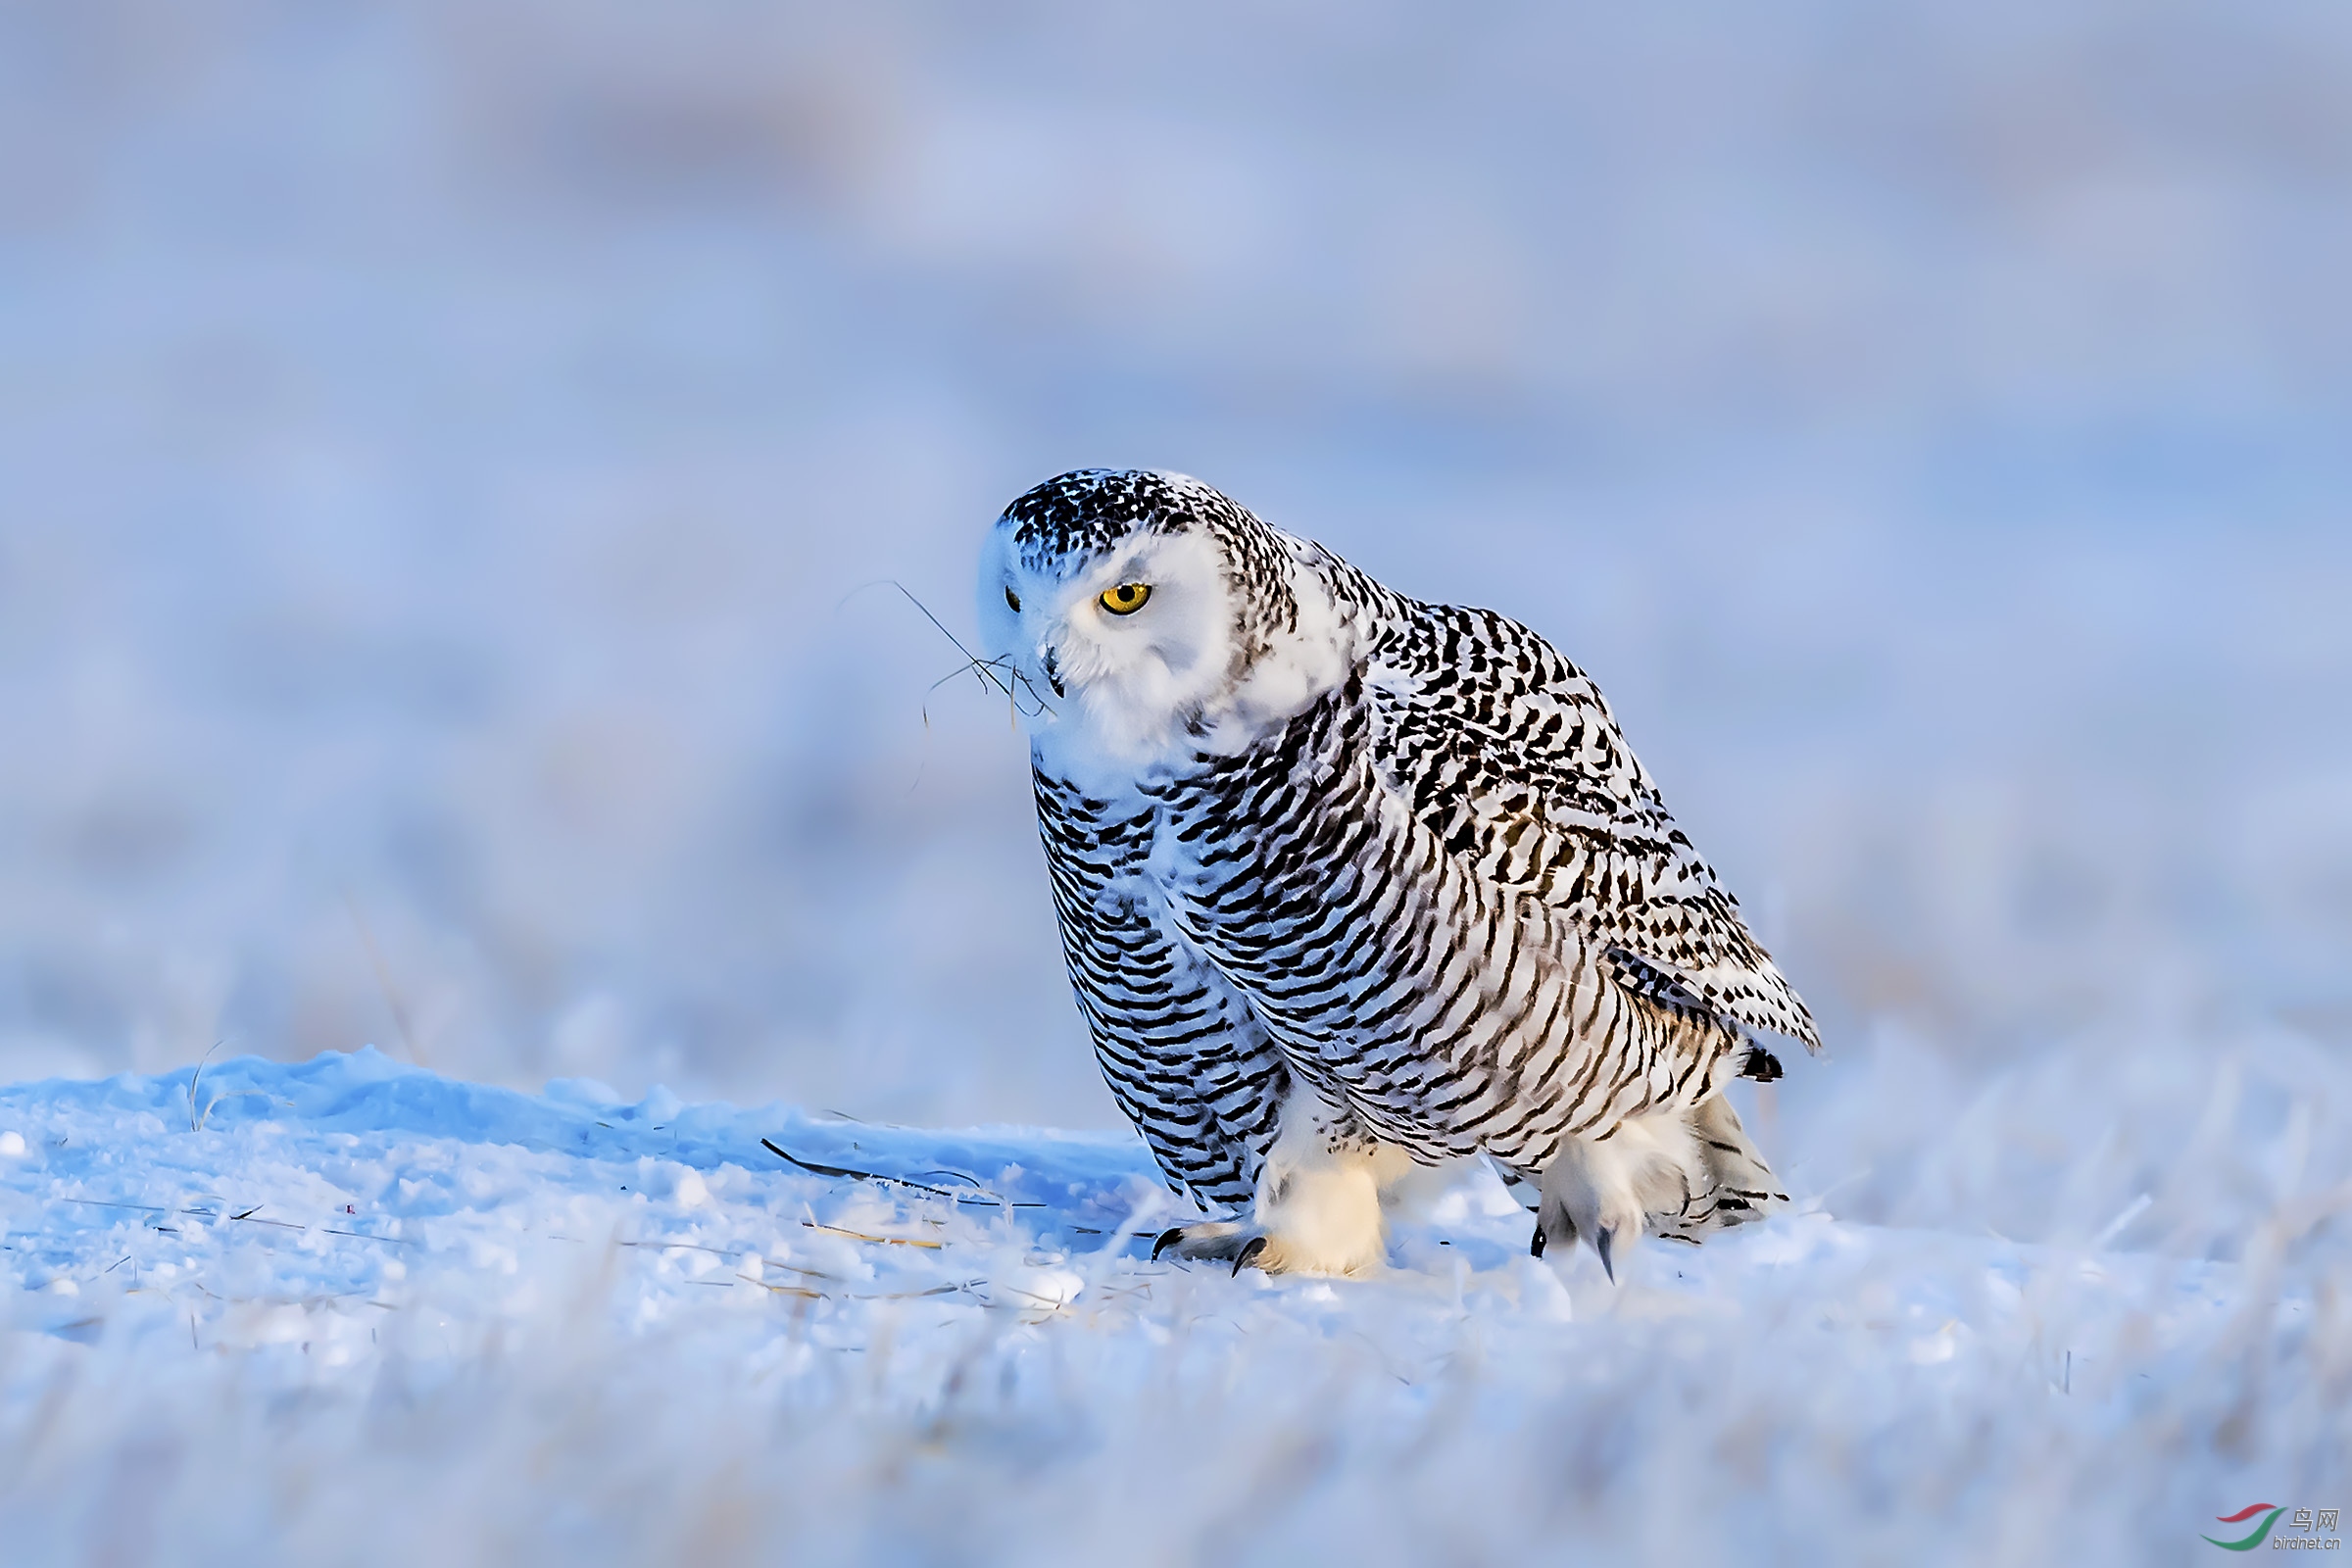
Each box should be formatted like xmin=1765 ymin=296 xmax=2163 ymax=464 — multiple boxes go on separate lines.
xmin=802 ymin=1221 xmax=945 ymax=1250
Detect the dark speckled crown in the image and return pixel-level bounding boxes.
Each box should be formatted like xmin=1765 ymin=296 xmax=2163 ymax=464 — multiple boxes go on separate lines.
xmin=1001 ymin=469 xmax=1224 ymax=575
xmin=999 ymin=469 xmax=1303 ymax=649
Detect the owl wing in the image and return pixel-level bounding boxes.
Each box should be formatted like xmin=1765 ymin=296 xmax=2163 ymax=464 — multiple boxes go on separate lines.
xmin=1361 ymin=598 xmax=1822 ymax=1053
xmin=1032 ymin=768 xmax=1288 ymax=1211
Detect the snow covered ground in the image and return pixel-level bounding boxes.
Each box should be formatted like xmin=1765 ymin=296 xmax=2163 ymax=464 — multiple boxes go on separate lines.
xmin=4 ymin=1043 xmax=2344 ymax=1564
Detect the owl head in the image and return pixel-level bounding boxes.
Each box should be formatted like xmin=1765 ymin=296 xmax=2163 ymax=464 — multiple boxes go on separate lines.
xmin=977 ymin=469 xmax=1351 ymax=771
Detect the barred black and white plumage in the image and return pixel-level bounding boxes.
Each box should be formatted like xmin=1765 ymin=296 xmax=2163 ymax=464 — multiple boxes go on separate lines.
xmin=980 ymin=469 xmax=1822 ymax=1279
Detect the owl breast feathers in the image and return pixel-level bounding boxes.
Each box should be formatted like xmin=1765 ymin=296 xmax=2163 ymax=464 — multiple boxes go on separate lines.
xmin=979 ymin=469 xmax=1820 ymax=1280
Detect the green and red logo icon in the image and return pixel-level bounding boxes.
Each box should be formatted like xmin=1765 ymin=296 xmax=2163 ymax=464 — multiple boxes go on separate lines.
xmin=2204 ymin=1504 xmax=2285 ymax=1551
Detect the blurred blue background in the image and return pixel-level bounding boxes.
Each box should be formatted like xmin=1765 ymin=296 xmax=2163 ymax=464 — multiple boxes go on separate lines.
xmin=2 ymin=0 xmax=2346 ymax=1142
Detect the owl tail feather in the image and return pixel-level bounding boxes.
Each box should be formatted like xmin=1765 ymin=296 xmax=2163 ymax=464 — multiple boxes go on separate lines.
xmin=1536 ymin=1095 xmax=1788 ymax=1272
xmin=1652 ymin=1094 xmax=1788 ymax=1244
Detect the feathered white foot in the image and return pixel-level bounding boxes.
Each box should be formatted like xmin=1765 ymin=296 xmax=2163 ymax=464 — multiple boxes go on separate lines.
xmin=1534 ymin=1133 xmax=1658 ymax=1283
xmin=1151 ymin=1089 xmax=1407 ymax=1277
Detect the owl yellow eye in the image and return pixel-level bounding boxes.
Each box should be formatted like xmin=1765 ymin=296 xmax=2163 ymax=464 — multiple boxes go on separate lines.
xmin=1099 ymin=582 xmax=1152 ymax=615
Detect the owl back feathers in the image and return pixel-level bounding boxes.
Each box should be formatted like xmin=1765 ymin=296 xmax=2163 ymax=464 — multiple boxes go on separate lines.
xmin=1347 ymin=587 xmax=1823 ymax=1054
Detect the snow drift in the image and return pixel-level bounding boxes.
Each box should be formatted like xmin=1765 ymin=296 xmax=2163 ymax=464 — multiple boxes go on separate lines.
xmin=3 ymin=1043 xmax=2343 ymax=1565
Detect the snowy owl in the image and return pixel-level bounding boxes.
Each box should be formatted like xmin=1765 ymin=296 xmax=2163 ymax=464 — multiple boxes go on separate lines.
xmin=978 ymin=469 xmax=1820 ymax=1280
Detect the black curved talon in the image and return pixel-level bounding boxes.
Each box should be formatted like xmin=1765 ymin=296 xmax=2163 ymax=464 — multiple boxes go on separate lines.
xmin=1232 ymin=1235 xmax=1270 ymax=1276
xmin=1151 ymin=1226 xmax=1188 ymax=1261
xmin=1529 ymin=1223 xmax=1546 ymax=1258
xmin=1595 ymin=1227 xmax=1617 ymax=1284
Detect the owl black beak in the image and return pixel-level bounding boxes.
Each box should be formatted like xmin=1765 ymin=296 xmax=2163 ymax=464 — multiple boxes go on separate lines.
xmin=1041 ymin=647 xmax=1066 ymax=699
